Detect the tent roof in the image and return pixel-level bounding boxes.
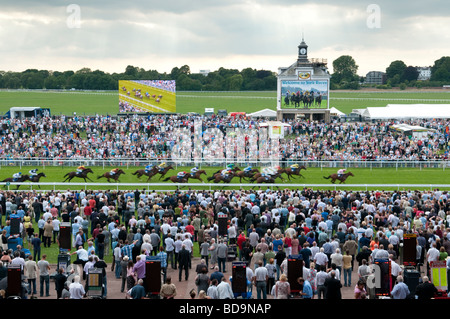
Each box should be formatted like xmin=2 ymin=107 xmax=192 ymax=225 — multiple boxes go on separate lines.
xmin=362 ymin=104 xmax=450 ymax=119
xmin=391 ymin=124 xmax=434 ymax=132
xmin=247 ymin=108 xmax=277 ymax=117
xmin=329 ymin=107 xmax=345 ymax=116
xmin=259 ymin=121 xmax=291 ymax=127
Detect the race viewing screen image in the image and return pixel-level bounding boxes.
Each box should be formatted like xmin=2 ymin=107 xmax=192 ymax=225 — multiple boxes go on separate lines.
xmin=119 ymin=80 xmax=176 ymax=113
xmin=281 ymin=80 xmax=329 ymax=109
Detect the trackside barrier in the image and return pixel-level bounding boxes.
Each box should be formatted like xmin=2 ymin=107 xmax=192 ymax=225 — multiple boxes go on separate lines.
xmin=1 ymin=159 xmax=450 ymax=170
xmin=1 ymin=182 xmax=450 ymax=192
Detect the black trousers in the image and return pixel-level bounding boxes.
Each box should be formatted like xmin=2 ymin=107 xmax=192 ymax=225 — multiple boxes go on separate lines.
xmin=179 ymin=263 xmax=189 ymax=281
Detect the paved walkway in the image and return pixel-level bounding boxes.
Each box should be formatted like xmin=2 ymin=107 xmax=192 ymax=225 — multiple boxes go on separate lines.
xmin=35 ymin=255 xmax=410 ymax=300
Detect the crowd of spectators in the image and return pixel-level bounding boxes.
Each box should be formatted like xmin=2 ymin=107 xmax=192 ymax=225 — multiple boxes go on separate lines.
xmin=0 ymin=114 xmax=448 ymax=161
xmin=0 ymin=185 xmax=449 ymax=299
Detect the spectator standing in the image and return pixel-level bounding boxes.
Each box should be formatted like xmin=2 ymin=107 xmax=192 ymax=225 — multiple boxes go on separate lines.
xmin=37 ymin=254 xmax=51 ymax=297
xmin=254 ymin=260 xmax=268 ymax=299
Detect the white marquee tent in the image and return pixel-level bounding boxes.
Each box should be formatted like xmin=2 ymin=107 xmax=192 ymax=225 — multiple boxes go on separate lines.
xmin=247 ymin=108 xmax=277 ymax=118
xmin=361 ymin=104 xmax=450 ymax=120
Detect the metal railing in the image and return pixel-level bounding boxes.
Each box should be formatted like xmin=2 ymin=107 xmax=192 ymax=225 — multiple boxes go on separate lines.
xmin=0 ymin=158 xmax=449 ymax=170
xmin=1 ymin=182 xmax=450 ymax=192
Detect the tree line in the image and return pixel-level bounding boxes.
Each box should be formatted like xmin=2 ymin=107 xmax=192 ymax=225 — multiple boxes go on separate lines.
xmin=0 ymin=65 xmax=277 ymax=91
xmin=1 ymin=55 xmax=449 ymax=91
xmin=331 ymin=55 xmax=450 ymax=90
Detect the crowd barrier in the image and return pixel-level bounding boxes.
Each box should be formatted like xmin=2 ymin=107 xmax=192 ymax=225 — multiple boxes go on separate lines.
xmin=1 ymin=182 xmax=449 ymax=192
xmin=1 ymin=159 xmax=450 ymax=170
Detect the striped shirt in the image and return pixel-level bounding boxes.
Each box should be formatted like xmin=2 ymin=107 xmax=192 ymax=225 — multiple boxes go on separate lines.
xmin=157 ymin=251 xmax=167 ymax=268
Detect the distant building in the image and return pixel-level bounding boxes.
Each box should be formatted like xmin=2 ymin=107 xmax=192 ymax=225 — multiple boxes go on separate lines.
xmin=416 ymin=66 xmax=432 ymax=81
xmin=199 ymin=69 xmax=210 ymax=76
xmin=365 ymin=71 xmax=386 ymax=85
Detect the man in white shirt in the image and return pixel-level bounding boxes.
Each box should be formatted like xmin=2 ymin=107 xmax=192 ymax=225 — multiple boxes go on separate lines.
xmin=217 ymin=277 xmax=234 ymax=299
xmin=69 ymin=275 xmax=85 ymax=299
xmin=182 ymin=234 xmax=193 ymax=268
xmin=314 ymin=248 xmax=329 ymax=270
xmin=390 ymin=254 xmax=402 ymax=288
xmin=253 ymin=261 xmax=268 ymax=299
xmin=164 ymin=233 xmax=175 ymax=269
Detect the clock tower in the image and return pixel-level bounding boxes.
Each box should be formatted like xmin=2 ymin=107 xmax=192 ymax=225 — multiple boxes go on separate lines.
xmin=298 ymin=37 xmax=308 ymax=61
xmin=277 ymin=38 xmax=331 ymax=122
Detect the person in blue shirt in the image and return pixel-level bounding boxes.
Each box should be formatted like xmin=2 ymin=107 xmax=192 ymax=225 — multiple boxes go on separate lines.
xmin=16 ymin=206 xmax=25 ymax=220
xmin=390 ymin=275 xmax=410 ymax=299
xmin=129 ymin=279 xmax=147 ymax=299
xmin=157 ymin=246 xmax=168 ymax=283
xmin=298 ymin=277 xmax=313 ymax=299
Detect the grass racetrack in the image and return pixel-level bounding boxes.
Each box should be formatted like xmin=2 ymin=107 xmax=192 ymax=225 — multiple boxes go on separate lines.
xmin=1 ymin=89 xmax=450 ymax=115
xmin=1 ymin=165 xmax=450 ymax=191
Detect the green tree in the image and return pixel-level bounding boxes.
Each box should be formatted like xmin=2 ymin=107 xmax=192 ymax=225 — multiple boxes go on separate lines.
xmin=401 ymin=66 xmax=419 ymax=83
xmin=431 ymin=56 xmax=450 ymax=82
xmin=386 ymin=60 xmax=407 ymax=84
xmin=332 ymin=56 xmax=359 ymax=81
xmin=224 ymin=74 xmax=243 ymax=91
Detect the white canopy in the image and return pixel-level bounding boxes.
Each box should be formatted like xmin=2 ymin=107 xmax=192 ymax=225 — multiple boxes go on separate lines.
xmin=362 ymin=104 xmax=450 ymax=119
xmin=248 ymin=108 xmax=277 ymax=118
xmin=329 ymin=107 xmax=345 ymax=116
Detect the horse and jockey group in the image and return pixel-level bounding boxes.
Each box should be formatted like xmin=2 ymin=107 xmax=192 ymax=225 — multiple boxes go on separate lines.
xmin=4 ymin=162 xmax=353 ymax=186
xmin=11 ymin=168 xmax=40 ymax=182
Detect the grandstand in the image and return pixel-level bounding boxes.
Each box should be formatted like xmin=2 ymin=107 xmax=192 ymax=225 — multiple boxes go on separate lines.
xmin=118 ymin=80 xmax=176 ymax=113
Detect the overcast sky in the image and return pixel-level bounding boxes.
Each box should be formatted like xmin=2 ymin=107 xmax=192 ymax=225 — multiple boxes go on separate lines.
xmin=0 ymin=0 xmax=449 ymax=76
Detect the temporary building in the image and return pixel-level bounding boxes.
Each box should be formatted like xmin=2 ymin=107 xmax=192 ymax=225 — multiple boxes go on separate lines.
xmin=329 ymin=107 xmax=345 ymax=117
xmin=247 ymin=108 xmax=277 ymax=118
xmin=362 ymin=104 xmax=450 ymax=120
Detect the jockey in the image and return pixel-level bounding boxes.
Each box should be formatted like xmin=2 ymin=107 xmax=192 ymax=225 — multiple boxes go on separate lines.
xmin=177 ymin=171 xmax=187 ymax=179
xmin=337 ymin=168 xmax=346 ymax=178
xmin=221 ymin=168 xmax=231 ymax=177
xmin=77 ymin=165 xmax=86 ymax=174
xmin=29 ymin=168 xmax=38 ymax=177
xmin=190 ymin=167 xmax=199 ymax=174
xmin=290 ymin=164 xmax=299 ymax=170
xmin=12 ymin=172 xmax=22 ymax=181
xmin=110 ymin=168 xmax=119 ymax=176
xmin=262 ymin=166 xmax=276 ymax=177
xmin=243 ymin=166 xmax=252 ymax=172
xmin=226 ymin=163 xmax=235 ymax=170
xmin=159 ymin=162 xmax=167 ymax=168
xmin=145 ymin=164 xmax=153 ymax=173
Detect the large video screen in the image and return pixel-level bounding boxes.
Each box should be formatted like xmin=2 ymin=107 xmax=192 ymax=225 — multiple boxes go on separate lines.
xmin=280 ymin=80 xmax=328 ymax=109
xmin=119 ymin=80 xmax=176 ymax=113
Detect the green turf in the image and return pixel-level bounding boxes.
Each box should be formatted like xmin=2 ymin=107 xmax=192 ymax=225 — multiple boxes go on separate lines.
xmin=1 ymin=166 xmax=450 ymax=192
xmin=1 ymin=90 xmax=449 ymax=115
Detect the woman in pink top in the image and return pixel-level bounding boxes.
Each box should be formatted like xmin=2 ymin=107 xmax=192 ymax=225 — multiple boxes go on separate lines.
xmin=291 ymin=234 xmax=300 ymax=255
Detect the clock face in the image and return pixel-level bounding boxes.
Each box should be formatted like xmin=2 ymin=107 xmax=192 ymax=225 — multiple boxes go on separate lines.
xmin=300 ymin=48 xmax=307 ymax=55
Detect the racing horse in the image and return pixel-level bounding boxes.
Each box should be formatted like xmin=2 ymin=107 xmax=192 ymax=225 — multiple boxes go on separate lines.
xmin=210 ymin=166 xmax=241 ymax=177
xmin=1 ymin=174 xmax=30 ymax=190
xmin=132 ymin=166 xmax=159 ymax=181
xmin=207 ymin=171 xmax=237 ymax=183
xmin=63 ymin=168 xmax=94 ymax=182
xmin=157 ymin=165 xmax=175 ymax=180
xmin=280 ymin=165 xmax=307 ymax=181
xmin=162 ymin=173 xmax=191 ymax=183
xmin=302 ymin=94 xmax=314 ymax=108
xmin=188 ymin=170 xmax=207 ymax=183
xmin=27 ymin=172 xmax=47 ymax=189
xmin=97 ymin=169 xmax=126 ymax=183
xmin=323 ymin=171 xmax=354 ymax=184
xmin=252 ymin=175 xmax=278 ymax=185
xmin=235 ymin=168 xmax=260 ymax=183
xmin=315 ymin=94 xmax=322 ymax=107
xmin=291 ymin=93 xmax=302 ymax=108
